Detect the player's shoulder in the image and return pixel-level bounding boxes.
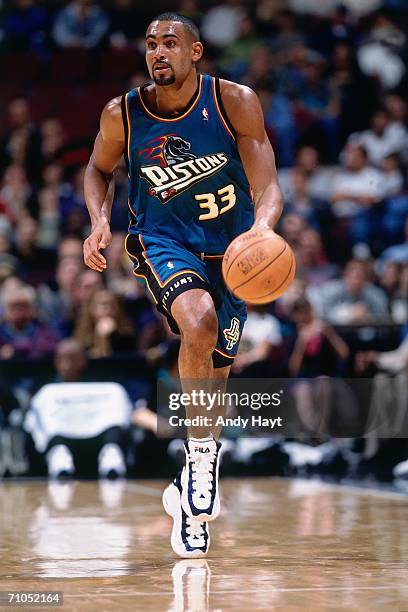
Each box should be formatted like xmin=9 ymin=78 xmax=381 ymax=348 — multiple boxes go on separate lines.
xmin=101 ymin=95 xmax=124 ymax=141
xmin=218 ymin=79 xmax=262 ymax=133
xmin=218 ymin=78 xmax=258 ymax=108
xmin=102 ymin=96 xmax=122 ymax=123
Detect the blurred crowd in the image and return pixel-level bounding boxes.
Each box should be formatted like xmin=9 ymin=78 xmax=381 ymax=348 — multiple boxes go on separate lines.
xmin=0 ymin=0 xmax=407 ymax=482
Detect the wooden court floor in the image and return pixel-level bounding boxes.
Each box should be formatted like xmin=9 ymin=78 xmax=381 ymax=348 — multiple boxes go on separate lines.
xmin=0 ymin=478 xmax=407 ymax=611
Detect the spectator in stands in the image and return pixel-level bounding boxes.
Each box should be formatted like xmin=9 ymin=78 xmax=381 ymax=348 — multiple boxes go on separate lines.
xmin=232 ymin=304 xmax=282 ymax=375
xmin=105 ymin=232 xmax=141 ymax=298
xmin=331 ymin=144 xmax=384 ymax=217
xmin=296 ymin=51 xmax=341 ymax=160
xmin=74 ymin=288 xmax=136 ymax=357
xmin=0 ymin=284 xmax=58 ymax=360
xmin=355 ymin=328 xmax=408 ymax=480
xmin=4 ymin=128 xmax=30 ymax=168
xmin=252 ymin=78 xmax=297 ymax=167
xmin=328 ymin=42 xmax=378 ymax=147
xmin=288 ymin=0 xmax=382 ymax=17
xmin=57 ymin=236 xmax=84 ymax=262
xmin=271 ymin=9 xmax=305 ymax=53
xmin=295 ymin=229 xmax=338 ymax=287
xmin=14 ymin=216 xmax=54 ymax=284
xmin=355 ymin=320 xmax=408 ymax=376
xmin=24 ymin=338 xmax=131 ymax=478
xmin=283 ymin=170 xmax=331 ymax=230
xmin=40 ymin=119 xmax=65 ymax=165
xmin=36 ymin=187 xmax=60 ymax=249
xmin=0 ymin=258 xmax=19 ymax=292
xmin=279 ymin=146 xmax=335 ymax=203
xmin=72 ymin=269 xmax=104 ymax=313
xmin=2 ymin=0 xmax=49 ymax=52
xmin=0 ymin=219 xmax=12 ymax=256
xmin=348 ymin=109 xmax=408 ymax=167
xmin=385 ymin=95 xmax=408 ymax=149
xmin=357 ymin=10 xmax=406 ymax=91
xmin=377 ymin=262 xmax=407 ymax=324
xmin=319 ymin=259 xmax=389 ymax=324
xmin=38 ymin=256 xmax=84 ymax=336
xmin=0 ymin=164 xmax=34 ymax=222
xmin=288 ymin=297 xmax=349 ymax=377
xmin=331 ymin=143 xmax=386 ymax=244
xmin=279 ymin=212 xmax=308 ymax=251
xmin=132 ymin=339 xmax=180 ymax=477
xmin=52 ymin=0 xmax=109 ymax=49
xmin=381 ymin=153 xmax=404 ymax=197
xmin=200 ymin=0 xmax=246 ymax=48
xmin=218 ymin=15 xmax=262 ymax=79
xmin=0 ymin=98 xmax=41 ymax=181
xmin=59 ymin=165 xmax=88 ymax=227
xmin=377 ymin=218 xmax=408 ymax=269
xmin=287 ymin=297 xmax=349 ymax=435
xmin=109 ymin=0 xmax=152 ymax=48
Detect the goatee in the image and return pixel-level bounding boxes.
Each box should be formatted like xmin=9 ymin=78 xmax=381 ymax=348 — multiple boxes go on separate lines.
xmin=153 ymin=74 xmax=176 ymax=86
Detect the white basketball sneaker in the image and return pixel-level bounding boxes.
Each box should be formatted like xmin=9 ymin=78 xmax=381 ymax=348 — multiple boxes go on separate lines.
xmin=162 ymin=471 xmax=210 ymax=558
xmin=181 ymin=438 xmax=221 ymax=521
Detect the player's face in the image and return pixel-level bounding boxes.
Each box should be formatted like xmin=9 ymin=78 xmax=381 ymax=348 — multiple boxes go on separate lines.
xmin=145 ymin=21 xmax=202 ymax=86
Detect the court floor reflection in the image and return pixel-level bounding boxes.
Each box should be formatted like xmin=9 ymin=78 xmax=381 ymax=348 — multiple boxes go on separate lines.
xmin=0 ymin=478 xmax=407 ymax=610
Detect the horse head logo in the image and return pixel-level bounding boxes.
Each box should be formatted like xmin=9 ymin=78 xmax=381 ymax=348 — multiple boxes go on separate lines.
xmin=163 ymin=136 xmax=196 ymax=166
xmin=139 ymin=134 xmax=196 ymax=168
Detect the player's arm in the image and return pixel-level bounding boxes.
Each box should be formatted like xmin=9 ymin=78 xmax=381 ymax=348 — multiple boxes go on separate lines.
xmin=220 ymin=81 xmax=283 ymax=230
xmin=83 ymin=97 xmax=125 ymax=272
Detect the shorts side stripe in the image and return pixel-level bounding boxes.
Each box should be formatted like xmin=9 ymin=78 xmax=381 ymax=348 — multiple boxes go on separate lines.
xmin=213 ymin=347 xmax=235 ymax=359
xmin=132 ymin=269 xmax=158 ymax=304
xmin=138 ymin=235 xmax=165 ymax=286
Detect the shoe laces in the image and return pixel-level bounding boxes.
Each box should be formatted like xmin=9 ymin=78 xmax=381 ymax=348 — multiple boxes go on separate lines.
xmin=185 ymin=516 xmax=206 ymax=546
xmin=188 ymin=447 xmax=217 ymax=498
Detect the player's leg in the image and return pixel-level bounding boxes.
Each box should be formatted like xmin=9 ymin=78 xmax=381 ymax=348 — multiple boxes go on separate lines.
xmin=210 ymin=364 xmax=231 ymax=439
xmin=171 ymin=287 xmax=218 ymax=438
xmin=171 ymin=288 xmax=224 ymax=522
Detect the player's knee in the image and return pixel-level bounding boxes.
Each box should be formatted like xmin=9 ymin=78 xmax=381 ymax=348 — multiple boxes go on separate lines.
xmin=180 ymin=305 xmax=218 ymax=352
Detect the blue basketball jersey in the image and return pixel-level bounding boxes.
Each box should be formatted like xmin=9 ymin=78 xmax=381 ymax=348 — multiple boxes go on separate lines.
xmin=122 ymin=74 xmax=254 ymax=254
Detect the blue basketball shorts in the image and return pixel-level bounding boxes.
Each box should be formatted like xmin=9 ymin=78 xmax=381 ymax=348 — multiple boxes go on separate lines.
xmin=125 ymin=232 xmax=247 ymax=368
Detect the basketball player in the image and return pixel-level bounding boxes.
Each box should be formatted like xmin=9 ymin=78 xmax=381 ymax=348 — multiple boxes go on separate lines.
xmin=83 ymin=12 xmax=283 ymax=558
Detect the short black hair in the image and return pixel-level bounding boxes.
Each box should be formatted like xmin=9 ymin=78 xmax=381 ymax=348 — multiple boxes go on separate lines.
xmin=151 ymin=12 xmax=200 ymax=41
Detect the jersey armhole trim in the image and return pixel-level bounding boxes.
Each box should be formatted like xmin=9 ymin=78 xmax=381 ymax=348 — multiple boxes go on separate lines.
xmin=121 ymin=93 xmax=130 ymax=173
xmin=213 ymin=78 xmax=237 ymax=142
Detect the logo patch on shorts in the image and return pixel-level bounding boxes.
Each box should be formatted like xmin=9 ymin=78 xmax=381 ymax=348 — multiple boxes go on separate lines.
xmin=223 ymin=317 xmax=240 ymax=350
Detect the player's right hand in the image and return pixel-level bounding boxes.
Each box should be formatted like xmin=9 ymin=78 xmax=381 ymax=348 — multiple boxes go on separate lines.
xmin=83 ymin=220 xmax=112 ymax=272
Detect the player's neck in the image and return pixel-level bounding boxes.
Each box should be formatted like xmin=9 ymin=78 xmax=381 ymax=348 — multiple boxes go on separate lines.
xmin=152 ymin=71 xmax=199 ymax=117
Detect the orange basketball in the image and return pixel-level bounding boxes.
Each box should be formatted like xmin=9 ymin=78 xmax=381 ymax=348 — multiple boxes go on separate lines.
xmin=222 ymin=228 xmax=296 ymax=304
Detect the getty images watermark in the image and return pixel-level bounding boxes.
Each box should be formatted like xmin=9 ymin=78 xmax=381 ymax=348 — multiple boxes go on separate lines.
xmin=156 ymin=377 xmax=406 ymax=439
xmin=167 ymin=389 xmax=284 ymax=430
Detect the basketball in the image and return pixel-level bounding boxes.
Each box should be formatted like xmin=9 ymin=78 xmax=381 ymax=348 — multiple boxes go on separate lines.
xmin=222 ymin=229 xmax=296 ymax=304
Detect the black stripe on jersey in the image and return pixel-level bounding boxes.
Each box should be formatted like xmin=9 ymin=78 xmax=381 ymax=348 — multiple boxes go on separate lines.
xmin=121 ymin=93 xmax=129 ymax=172
xmin=214 ymin=78 xmax=237 ymax=140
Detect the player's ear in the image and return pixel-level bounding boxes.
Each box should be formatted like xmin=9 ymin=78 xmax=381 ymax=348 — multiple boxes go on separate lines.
xmin=192 ymin=41 xmax=203 ymax=64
